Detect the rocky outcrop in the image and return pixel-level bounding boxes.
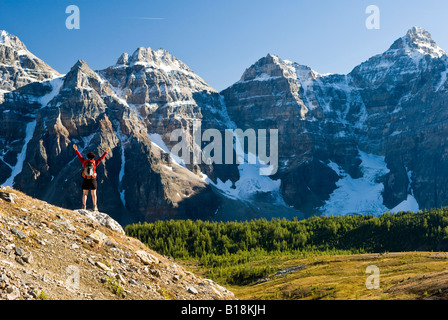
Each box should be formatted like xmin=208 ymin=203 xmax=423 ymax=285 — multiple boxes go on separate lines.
xmin=0 ymin=187 xmax=235 ymax=300
xmin=75 ymin=209 xmax=125 ymax=234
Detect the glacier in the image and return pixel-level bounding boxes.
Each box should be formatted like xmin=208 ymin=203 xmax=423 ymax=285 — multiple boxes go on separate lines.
xmin=391 ymin=168 xmax=420 ymax=213
xmin=321 ymin=151 xmax=391 ymax=216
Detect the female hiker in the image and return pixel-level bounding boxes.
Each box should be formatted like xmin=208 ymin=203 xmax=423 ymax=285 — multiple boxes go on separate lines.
xmin=73 ymin=144 xmax=110 ymax=211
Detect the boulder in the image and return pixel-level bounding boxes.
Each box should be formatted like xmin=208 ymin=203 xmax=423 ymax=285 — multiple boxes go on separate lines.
xmin=135 ymin=250 xmax=159 ymax=265
xmin=76 ymin=209 xmax=124 ymax=234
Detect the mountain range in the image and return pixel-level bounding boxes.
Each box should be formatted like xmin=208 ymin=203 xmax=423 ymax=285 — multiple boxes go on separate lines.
xmin=1 ymin=26 xmax=447 ymax=225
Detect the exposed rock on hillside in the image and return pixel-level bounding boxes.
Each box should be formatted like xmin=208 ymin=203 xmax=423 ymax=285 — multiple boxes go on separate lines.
xmin=0 ymin=187 xmax=235 ymax=300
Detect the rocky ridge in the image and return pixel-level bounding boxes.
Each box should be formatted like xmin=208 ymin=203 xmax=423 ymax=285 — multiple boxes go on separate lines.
xmin=221 ymin=26 xmax=448 ymax=216
xmin=0 ymin=47 xmax=222 ymax=223
xmin=0 ymin=187 xmax=234 ymax=300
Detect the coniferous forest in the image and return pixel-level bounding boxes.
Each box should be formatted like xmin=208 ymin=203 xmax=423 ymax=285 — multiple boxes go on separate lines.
xmin=125 ymin=208 xmax=448 ymax=285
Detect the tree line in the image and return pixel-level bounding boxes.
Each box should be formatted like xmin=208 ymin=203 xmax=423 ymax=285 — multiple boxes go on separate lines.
xmin=125 ymin=207 xmax=448 ymax=260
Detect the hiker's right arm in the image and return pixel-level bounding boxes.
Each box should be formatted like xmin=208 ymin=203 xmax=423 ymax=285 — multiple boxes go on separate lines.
xmin=74 ymin=148 xmax=85 ymax=163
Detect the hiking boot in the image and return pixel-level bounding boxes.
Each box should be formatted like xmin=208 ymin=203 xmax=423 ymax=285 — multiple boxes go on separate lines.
xmin=93 ymin=205 xmax=98 ymax=212
xmin=82 ymin=204 xmax=86 ymax=210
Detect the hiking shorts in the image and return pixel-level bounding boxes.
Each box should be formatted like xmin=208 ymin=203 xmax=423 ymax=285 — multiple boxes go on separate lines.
xmin=82 ymin=178 xmax=97 ymax=190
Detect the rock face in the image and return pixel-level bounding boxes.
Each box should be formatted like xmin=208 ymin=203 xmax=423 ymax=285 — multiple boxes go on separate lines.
xmin=221 ymin=26 xmax=448 ymax=216
xmin=0 ymin=39 xmax=227 ymax=223
xmin=98 ymin=47 xmax=239 ymax=183
xmin=2 ymin=26 xmax=448 ymax=222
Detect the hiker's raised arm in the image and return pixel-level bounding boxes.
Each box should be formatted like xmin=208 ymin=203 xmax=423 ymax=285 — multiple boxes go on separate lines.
xmin=96 ymin=147 xmax=110 ymax=165
xmin=73 ymin=145 xmax=85 ymax=163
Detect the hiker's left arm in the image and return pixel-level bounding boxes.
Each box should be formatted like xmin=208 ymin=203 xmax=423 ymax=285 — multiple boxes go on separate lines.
xmin=96 ymin=147 xmax=110 ymax=165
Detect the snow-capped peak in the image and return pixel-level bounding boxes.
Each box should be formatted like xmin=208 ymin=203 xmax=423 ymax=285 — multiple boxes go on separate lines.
xmin=121 ymin=46 xmax=192 ymax=74
xmin=238 ymin=53 xmax=297 ymax=83
xmin=406 ymin=26 xmax=436 ymax=46
xmin=0 ymin=29 xmax=29 ymax=54
xmin=0 ymin=30 xmax=60 ymax=92
xmin=111 ymin=46 xmax=211 ymax=83
xmin=0 ymin=30 xmax=6 ymax=44
xmin=390 ymin=26 xmax=446 ymax=59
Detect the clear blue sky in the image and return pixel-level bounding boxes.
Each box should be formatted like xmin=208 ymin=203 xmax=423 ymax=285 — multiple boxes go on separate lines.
xmin=1 ymin=0 xmax=448 ymax=91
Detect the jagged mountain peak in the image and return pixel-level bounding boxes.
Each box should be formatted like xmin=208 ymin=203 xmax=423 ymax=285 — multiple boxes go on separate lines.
xmin=110 ymin=46 xmax=216 ymax=91
xmin=61 ymin=59 xmax=108 ymax=94
xmin=0 ymin=29 xmax=59 ymax=67
xmin=116 ymin=52 xmax=129 ymax=65
xmin=260 ymin=53 xmax=291 ymax=67
xmin=67 ymin=59 xmax=96 ymax=76
xmin=239 ymin=53 xmax=297 ymax=82
xmin=101 ymin=45 xmax=216 ymax=107
xmin=265 ymin=53 xmax=281 ymax=63
xmin=350 ymin=26 xmax=448 ymax=86
xmin=72 ymin=59 xmax=89 ymax=68
xmin=114 ymin=46 xmax=193 ymax=74
xmin=389 ymin=26 xmax=446 ymax=59
xmin=0 ymin=29 xmax=60 ymax=92
xmin=0 ymin=29 xmax=28 ymax=52
xmin=237 ymin=53 xmax=330 ymax=88
xmin=406 ymin=26 xmax=436 ymax=45
xmin=64 ymin=59 xmax=99 ymax=82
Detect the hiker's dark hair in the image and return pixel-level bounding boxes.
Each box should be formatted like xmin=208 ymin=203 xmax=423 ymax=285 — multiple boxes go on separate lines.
xmin=87 ymin=152 xmax=95 ymax=160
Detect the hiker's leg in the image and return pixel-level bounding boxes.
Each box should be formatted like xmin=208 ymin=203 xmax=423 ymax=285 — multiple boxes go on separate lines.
xmin=91 ymin=189 xmax=97 ymax=207
xmin=82 ymin=190 xmax=88 ymax=207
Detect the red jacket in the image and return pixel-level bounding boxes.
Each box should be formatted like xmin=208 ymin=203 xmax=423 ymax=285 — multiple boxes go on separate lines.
xmin=75 ymin=149 xmax=108 ymax=179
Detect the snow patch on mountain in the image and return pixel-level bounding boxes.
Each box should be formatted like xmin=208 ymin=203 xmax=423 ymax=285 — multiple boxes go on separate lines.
xmin=80 ymin=133 xmax=96 ymax=151
xmin=148 ymin=131 xmax=285 ymax=204
xmin=321 ymin=151 xmax=390 ymax=216
xmin=391 ymin=168 xmax=420 ymax=213
xmin=38 ymin=77 xmax=64 ymax=107
xmin=0 ymin=30 xmax=6 ymax=45
xmin=203 ymin=133 xmax=285 ymax=205
xmin=114 ymin=125 xmax=128 ymax=207
xmin=206 ymin=163 xmax=284 ymax=204
xmin=308 ymin=73 xmax=368 ymax=128
xmin=2 ymin=119 xmax=36 ymax=187
xmin=237 ymin=73 xmax=282 ymax=84
xmin=435 ymin=69 xmax=448 ymax=92
xmin=391 ymin=195 xmax=419 ymax=213
xmin=294 ymin=64 xmax=319 ymax=111
xmin=148 ymin=133 xmax=187 ymax=167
